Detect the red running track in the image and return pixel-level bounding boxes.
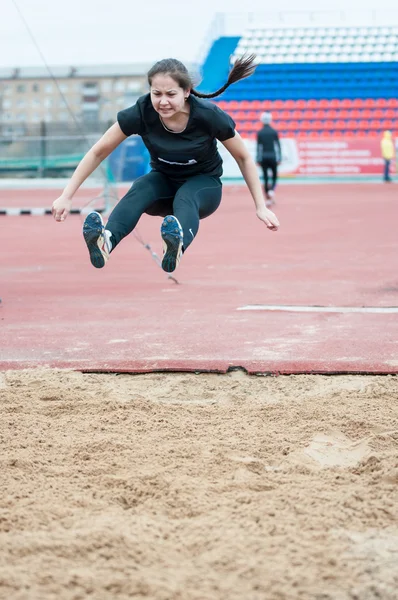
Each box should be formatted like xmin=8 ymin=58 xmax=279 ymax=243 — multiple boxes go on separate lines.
xmin=1 ymin=183 xmax=397 ymax=374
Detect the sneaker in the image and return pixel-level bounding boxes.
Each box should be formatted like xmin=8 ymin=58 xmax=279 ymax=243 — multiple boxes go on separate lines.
xmin=83 ymin=211 xmax=110 ymax=268
xmin=266 ymin=189 xmax=275 ymax=208
xmin=161 ymin=215 xmax=183 ymax=273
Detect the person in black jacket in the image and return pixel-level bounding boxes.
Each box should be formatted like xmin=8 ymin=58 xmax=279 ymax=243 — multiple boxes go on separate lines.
xmin=256 ymin=112 xmax=281 ymax=207
xmin=52 ymin=56 xmax=280 ymax=274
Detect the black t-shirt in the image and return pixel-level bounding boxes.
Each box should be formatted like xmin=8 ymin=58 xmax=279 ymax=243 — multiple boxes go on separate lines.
xmin=117 ymin=94 xmax=236 ymax=180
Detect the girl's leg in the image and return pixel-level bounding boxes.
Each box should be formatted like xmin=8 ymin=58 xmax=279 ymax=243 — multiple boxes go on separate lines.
xmin=106 ymin=171 xmax=175 ymax=249
xmin=261 ymin=161 xmax=269 ymax=195
xmin=172 ymin=175 xmax=222 ymax=250
xmin=270 ymin=159 xmax=277 ymax=191
xmin=159 ymin=175 xmax=222 ymax=273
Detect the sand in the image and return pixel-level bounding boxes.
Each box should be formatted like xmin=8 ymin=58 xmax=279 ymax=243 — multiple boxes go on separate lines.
xmin=1 ymin=369 xmax=398 ymax=600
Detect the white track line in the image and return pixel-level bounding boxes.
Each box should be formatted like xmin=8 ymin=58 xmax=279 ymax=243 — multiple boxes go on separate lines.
xmin=237 ymin=305 xmax=398 ymax=314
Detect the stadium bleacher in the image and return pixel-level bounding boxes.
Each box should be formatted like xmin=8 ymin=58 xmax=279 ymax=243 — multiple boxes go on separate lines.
xmin=202 ymin=25 xmax=398 ymax=139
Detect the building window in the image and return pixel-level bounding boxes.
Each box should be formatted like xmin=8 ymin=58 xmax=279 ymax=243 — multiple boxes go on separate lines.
xmin=101 ymin=80 xmax=112 ymax=93
xmin=115 ymin=81 xmax=125 ymax=92
xmin=32 ymin=83 xmax=40 ymax=92
xmin=45 ymin=83 xmax=53 ymax=93
xmin=127 ymin=81 xmax=142 ymax=92
xmin=17 ymin=84 xmax=26 ymax=93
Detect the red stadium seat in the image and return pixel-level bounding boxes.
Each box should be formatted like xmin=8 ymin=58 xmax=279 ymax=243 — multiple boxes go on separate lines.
xmin=295 ymin=122 xmax=307 ymax=131
xmin=375 ymin=99 xmax=387 ymax=108
xmin=369 ymin=120 xmax=382 ymax=130
xmin=352 ymin=99 xmax=365 ymax=108
xmin=347 ymin=120 xmax=358 ymax=130
xmin=319 ymin=99 xmax=330 ymax=108
xmin=238 ymin=121 xmax=251 ymax=132
xmin=259 ymin=100 xmax=273 ymax=110
xmin=226 ymin=101 xmax=240 ymax=110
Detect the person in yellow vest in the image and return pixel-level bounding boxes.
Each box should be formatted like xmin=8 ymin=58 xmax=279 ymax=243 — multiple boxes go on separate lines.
xmin=380 ymin=130 xmax=395 ymax=182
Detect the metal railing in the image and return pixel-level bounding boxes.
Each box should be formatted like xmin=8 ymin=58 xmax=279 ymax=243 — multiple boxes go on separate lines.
xmin=0 ymin=121 xmax=110 ymax=177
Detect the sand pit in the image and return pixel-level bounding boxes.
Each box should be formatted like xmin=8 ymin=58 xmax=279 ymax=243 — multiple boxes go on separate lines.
xmin=1 ymin=369 xmax=398 ymax=600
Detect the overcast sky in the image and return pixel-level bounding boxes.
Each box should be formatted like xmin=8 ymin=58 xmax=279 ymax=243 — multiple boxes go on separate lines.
xmin=1 ymin=0 xmax=398 ymax=69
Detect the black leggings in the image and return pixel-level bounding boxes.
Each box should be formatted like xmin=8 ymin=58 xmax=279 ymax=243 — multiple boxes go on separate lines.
xmin=106 ymin=171 xmax=222 ymax=251
xmin=260 ymin=159 xmax=278 ymax=194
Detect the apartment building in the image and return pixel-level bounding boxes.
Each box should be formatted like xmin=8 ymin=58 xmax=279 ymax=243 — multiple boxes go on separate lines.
xmin=0 ymin=63 xmax=152 ymax=127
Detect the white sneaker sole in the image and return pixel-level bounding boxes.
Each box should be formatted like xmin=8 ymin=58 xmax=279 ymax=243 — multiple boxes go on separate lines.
xmin=83 ymin=212 xmax=109 ymax=269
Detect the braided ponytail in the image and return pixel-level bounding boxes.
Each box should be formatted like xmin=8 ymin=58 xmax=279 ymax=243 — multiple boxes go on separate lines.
xmin=191 ymin=54 xmax=257 ymax=99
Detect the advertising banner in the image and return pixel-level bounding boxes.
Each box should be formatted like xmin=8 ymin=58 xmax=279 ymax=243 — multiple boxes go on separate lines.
xmin=219 ymin=137 xmax=396 ymax=178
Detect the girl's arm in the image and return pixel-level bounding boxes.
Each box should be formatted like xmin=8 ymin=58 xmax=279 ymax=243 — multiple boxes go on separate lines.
xmin=52 ymin=122 xmax=127 ymax=221
xmin=221 ymin=131 xmax=280 ymax=231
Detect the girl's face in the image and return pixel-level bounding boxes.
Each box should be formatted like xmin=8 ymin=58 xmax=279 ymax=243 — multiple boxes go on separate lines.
xmin=150 ymin=74 xmax=189 ymax=118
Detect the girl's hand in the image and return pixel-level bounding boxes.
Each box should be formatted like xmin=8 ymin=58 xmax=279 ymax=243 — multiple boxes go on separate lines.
xmin=52 ymin=196 xmax=72 ymax=221
xmin=256 ymin=206 xmax=280 ymax=231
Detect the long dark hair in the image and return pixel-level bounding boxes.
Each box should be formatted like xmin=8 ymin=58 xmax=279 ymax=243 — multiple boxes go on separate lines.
xmin=147 ymin=54 xmax=257 ymax=99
